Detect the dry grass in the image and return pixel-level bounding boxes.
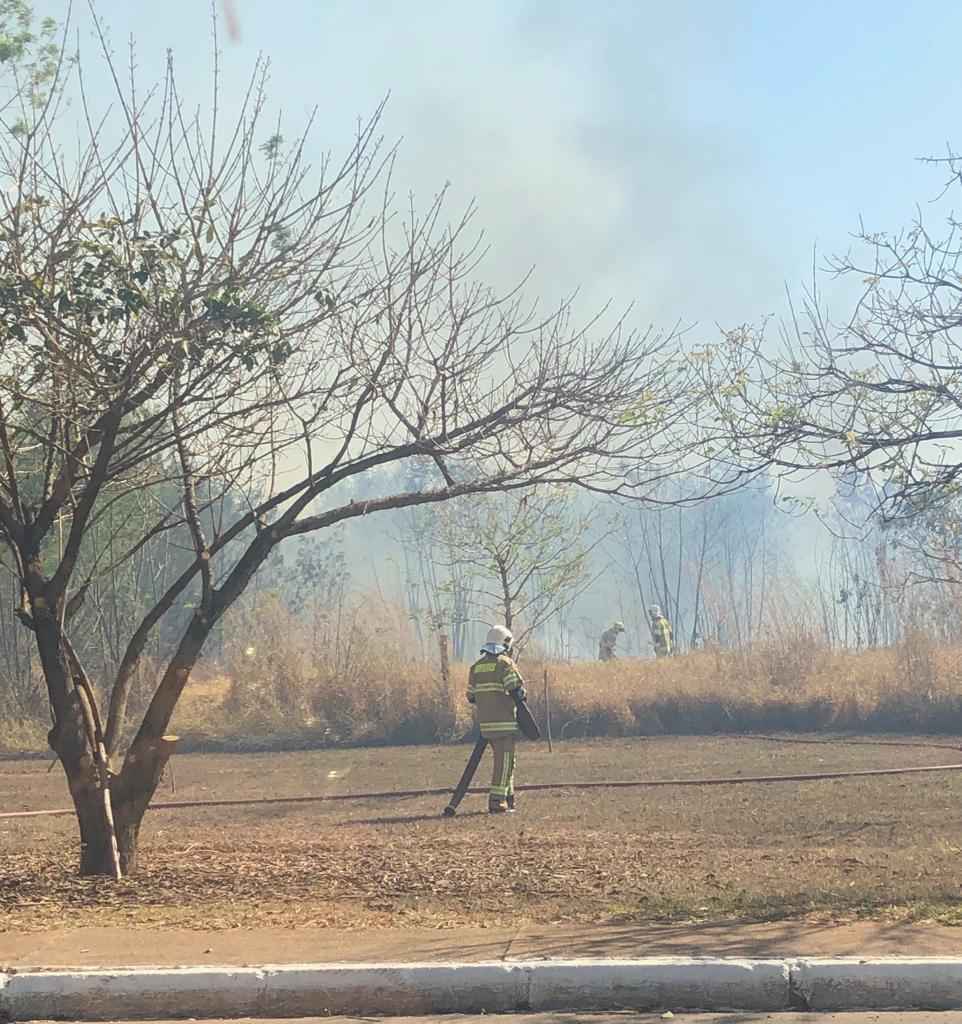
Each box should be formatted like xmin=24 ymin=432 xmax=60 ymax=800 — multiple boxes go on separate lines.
xmin=5 ymin=736 xmax=962 ymax=931
xmin=0 ymin=717 xmax=47 ymax=754
xmin=7 ymin=627 xmax=962 ymax=755
xmin=168 ymin=633 xmax=962 ymax=750
xmin=208 ymin=592 xmax=464 ymax=748
xmin=530 ymin=635 xmax=962 ymax=740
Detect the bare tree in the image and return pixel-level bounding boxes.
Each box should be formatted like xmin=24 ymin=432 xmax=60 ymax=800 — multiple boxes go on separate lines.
xmin=394 ymin=464 xmax=477 ymax=660
xmin=437 ymin=486 xmax=602 ymax=652
xmin=707 ymin=149 xmax=962 ymax=534
xmin=0 ymin=16 xmax=735 ymax=875
xmin=610 ymin=484 xmax=780 ymax=653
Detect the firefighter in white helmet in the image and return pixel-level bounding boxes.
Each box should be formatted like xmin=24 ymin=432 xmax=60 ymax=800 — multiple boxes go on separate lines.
xmin=466 ymin=625 xmax=526 ymax=813
xmin=598 ymin=620 xmax=625 ymax=661
xmin=648 ymin=604 xmax=673 ymax=658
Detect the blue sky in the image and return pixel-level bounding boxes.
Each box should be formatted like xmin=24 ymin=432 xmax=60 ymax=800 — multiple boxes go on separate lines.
xmin=62 ymin=1 xmax=962 ymax=344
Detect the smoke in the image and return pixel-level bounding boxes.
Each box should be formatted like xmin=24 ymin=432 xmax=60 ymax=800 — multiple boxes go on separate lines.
xmin=82 ymin=1 xmax=783 ymax=334
xmin=370 ymin=1 xmax=778 ymax=331
xmin=85 ymin=0 xmax=960 ymax=338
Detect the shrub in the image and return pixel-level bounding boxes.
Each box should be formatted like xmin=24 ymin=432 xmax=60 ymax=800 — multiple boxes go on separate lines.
xmin=160 ymin=612 xmax=962 ymax=750
xmin=219 ymin=591 xmax=465 ymax=746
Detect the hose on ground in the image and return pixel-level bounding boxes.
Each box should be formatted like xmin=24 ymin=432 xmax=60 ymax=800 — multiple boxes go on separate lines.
xmin=4 ymin=760 xmax=962 ymax=820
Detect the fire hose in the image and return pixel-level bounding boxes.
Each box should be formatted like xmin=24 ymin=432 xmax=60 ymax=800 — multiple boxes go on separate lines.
xmin=4 ymin=759 xmax=962 ymax=820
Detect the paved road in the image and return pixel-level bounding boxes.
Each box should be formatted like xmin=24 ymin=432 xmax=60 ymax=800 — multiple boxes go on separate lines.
xmin=35 ymin=1015 xmax=962 ymax=1023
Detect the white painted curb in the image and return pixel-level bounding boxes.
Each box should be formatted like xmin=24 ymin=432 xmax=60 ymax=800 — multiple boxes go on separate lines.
xmin=526 ymin=958 xmax=787 ymax=1012
xmin=1 ymin=968 xmax=265 ymax=1021
xmin=4 ymin=957 xmax=962 ymax=1019
xmin=259 ymin=963 xmax=528 ymax=1017
xmin=0 ymin=963 xmax=528 ymax=1020
xmin=0 ymin=960 xmax=783 ymax=1019
xmin=795 ymin=957 xmax=962 ymax=1011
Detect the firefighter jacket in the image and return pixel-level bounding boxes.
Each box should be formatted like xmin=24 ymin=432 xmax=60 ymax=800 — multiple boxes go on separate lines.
xmin=467 ymin=653 xmax=525 ymax=738
xmin=650 ymin=615 xmax=672 ymax=655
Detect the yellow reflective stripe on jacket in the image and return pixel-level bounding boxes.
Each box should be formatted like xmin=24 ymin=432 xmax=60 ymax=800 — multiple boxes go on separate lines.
xmin=470 ymin=654 xmax=523 ymax=741
xmin=473 ymin=679 xmax=520 ymax=695
xmin=469 ymin=654 xmax=523 ymax=700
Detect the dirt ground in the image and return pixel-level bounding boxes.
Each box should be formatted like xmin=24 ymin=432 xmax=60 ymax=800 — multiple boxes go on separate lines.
xmin=5 ymin=735 xmax=962 ymax=938
xmin=6 ymin=917 xmax=962 ymax=969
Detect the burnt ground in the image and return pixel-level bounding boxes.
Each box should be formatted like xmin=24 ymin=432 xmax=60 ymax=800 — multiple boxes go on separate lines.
xmin=4 ymin=735 xmax=962 ymax=932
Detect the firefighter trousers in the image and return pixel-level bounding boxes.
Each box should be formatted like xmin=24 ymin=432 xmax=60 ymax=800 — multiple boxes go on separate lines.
xmin=488 ymin=735 xmax=516 ymax=806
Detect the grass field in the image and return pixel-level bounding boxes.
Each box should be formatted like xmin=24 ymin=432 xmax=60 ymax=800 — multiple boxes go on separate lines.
xmin=5 ymin=734 xmax=962 ymax=933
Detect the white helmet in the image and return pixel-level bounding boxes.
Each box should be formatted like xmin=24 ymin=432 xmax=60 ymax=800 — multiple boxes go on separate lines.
xmin=612 ymin=621 xmax=625 ymax=632
xmin=648 ymin=605 xmax=661 ymax=617
xmin=486 ymin=625 xmax=512 ymax=646
xmin=482 ymin=624 xmax=512 ymax=655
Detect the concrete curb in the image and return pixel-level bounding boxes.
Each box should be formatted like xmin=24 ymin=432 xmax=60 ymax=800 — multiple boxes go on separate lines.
xmin=793 ymin=957 xmax=962 ymax=1011
xmin=3 ymin=957 xmax=962 ymax=1019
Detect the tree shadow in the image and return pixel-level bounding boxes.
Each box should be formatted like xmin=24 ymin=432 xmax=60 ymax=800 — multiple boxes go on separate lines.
xmin=490 ymin=914 xmax=962 ymax=960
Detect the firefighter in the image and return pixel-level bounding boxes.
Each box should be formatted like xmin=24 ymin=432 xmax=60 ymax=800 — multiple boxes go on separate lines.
xmin=467 ymin=625 xmax=526 ymax=813
xmin=648 ymin=604 xmax=673 ymax=657
xmin=598 ymin=620 xmax=625 ymax=661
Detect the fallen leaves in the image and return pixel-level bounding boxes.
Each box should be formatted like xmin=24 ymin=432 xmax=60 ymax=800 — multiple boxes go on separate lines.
xmin=5 ymin=737 xmax=962 ymax=932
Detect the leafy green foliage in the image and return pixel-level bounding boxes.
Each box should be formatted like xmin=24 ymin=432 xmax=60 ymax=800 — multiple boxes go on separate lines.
xmin=0 ymin=1 xmax=62 ymax=134
xmin=0 ymin=213 xmax=284 ymax=394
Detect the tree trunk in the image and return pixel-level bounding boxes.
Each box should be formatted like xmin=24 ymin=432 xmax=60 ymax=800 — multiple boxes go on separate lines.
xmin=72 ymin=780 xmax=133 ymax=876
xmin=59 ymin=730 xmax=177 ymax=877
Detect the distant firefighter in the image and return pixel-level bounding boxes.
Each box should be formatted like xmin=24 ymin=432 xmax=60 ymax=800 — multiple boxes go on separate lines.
xmin=598 ymin=621 xmax=625 ymax=661
xmin=648 ymin=604 xmax=673 ymax=658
